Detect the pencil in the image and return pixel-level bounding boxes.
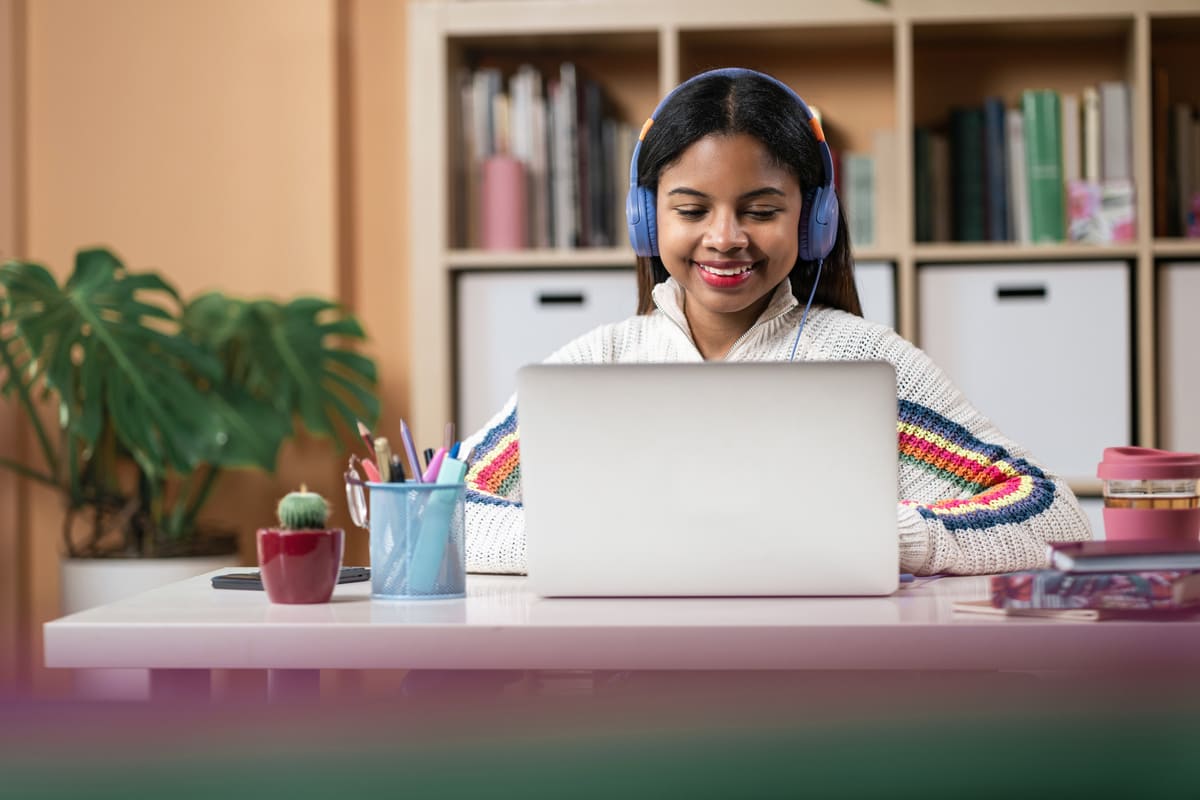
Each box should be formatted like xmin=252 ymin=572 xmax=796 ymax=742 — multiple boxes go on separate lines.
xmin=356 ymin=420 xmax=376 ymax=458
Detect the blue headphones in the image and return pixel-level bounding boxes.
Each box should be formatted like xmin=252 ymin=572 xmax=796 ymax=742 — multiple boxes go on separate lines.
xmin=625 ymin=68 xmax=839 ymax=263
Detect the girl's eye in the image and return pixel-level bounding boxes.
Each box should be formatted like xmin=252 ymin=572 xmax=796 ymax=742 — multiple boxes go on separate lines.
xmin=674 ymin=207 xmax=706 ymax=219
xmin=745 ymin=209 xmax=782 ymax=221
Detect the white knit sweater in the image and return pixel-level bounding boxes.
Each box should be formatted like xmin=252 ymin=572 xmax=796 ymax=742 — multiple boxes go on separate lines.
xmin=461 ymin=277 xmax=1092 ymax=576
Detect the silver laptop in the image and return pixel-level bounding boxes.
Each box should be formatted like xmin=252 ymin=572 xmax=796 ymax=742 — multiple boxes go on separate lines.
xmin=516 ymin=362 xmax=899 ymax=597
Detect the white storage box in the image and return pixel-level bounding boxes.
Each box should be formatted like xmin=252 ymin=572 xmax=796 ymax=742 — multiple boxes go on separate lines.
xmin=918 ymin=261 xmax=1131 ymax=481
xmin=855 ymin=260 xmax=896 ymax=330
xmin=455 ymin=269 xmax=637 ymax=435
xmin=1158 ymin=262 xmax=1200 ymax=453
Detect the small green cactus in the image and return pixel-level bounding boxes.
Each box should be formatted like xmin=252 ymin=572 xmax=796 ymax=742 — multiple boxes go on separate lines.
xmin=277 ymin=484 xmax=330 ymax=530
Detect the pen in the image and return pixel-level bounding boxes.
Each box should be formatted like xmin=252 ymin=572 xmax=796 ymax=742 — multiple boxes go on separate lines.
xmin=373 ymin=437 xmax=393 ymax=483
xmin=423 ymin=448 xmax=435 ymax=469
xmin=399 ymin=419 xmax=423 ymax=484
xmin=389 ymin=453 xmax=407 ymax=482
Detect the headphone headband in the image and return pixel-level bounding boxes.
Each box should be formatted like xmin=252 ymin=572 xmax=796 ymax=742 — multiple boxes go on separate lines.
xmin=625 ymin=67 xmax=839 ymax=261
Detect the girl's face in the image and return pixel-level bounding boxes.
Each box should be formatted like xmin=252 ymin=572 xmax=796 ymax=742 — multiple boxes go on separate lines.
xmin=656 ymin=132 xmax=802 ymax=336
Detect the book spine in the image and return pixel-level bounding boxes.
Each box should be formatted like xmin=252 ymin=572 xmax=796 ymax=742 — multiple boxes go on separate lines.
xmin=983 ymin=97 xmax=1009 ymax=241
xmin=1099 ymin=81 xmax=1133 ymax=183
xmin=913 ymin=127 xmax=933 ymax=242
xmin=1006 ymin=108 xmax=1032 ymax=244
xmin=992 ymin=570 xmax=1200 ymax=610
xmin=950 ymin=106 xmax=986 ymax=242
xmin=1173 ymin=103 xmax=1193 ymax=236
xmin=1022 ymin=89 xmax=1065 ymax=243
xmin=844 ymin=153 xmax=875 ymax=247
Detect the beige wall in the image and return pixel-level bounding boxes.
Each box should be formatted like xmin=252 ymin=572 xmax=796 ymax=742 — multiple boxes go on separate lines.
xmin=9 ymin=0 xmax=409 ymax=695
xmin=0 ymin=0 xmax=26 ymax=691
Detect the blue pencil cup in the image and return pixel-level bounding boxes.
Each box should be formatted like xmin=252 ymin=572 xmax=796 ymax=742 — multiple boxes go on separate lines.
xmin=367 ymin=482 xmax=466 ymax=600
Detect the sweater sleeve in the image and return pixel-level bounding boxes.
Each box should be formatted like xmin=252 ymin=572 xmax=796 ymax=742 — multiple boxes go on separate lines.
xmin=888 ymin=342 xmax=1094 ymax=576
xmin=460 ymin=393 xmax=527 ymax=573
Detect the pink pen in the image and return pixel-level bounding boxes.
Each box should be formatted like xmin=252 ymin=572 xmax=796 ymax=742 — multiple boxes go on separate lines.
xmin=422 ymin=447 xmax=447 ymax=483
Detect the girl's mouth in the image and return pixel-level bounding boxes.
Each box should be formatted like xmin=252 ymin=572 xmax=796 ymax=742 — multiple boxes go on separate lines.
xmin=694 ymin=260 xmax=756 ymax=288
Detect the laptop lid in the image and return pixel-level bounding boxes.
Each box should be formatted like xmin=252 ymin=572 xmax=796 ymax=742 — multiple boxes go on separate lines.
xmin=516 ymin=362 xmax=899 ymax=597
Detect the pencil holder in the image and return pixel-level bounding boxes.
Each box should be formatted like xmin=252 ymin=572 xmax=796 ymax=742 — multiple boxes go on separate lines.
xmin=366 ymin=482 xmax=467 ymax=599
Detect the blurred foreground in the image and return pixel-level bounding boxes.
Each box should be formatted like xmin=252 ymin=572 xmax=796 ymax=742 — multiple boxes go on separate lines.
xmin=2 ymin=669 xmax=1197 ymax=799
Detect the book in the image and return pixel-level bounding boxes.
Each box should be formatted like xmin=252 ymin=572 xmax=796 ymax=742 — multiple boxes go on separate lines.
xmin=953 ymin=598 xmax=1125 ymax=621
xmin=950 ymin=106 xmax=986 ymax=242
xmin=1099 ymin=81 xmax=1133 ymax=183
xmin=991 ymin=569 xmax=1200 ymax=611
xmin=1082 ymin=86 xmax=1101 ymax=183
xmin=1022 ymin=89 xmax=1065 ymax=242
xmin=1060 ymin=92 xmax=1081 ymax=184
xmin=843 ymin=153 xmax=875 ymax=246
xmin=1048 ymin=539 xmax=1200 ymax=573
xmin=1173 ymin=103 xmax=1194 ymax=236
xmin=1067 ymin=177 xmax=1135 ymax=243
xmin=930 ymin=132 xmax=952 ymax=243
xmin=913 ymin=127 xmax=933 ymax=242
xmin=1006 ymin=108 xmax=1031 ymax=244
xmin=1153 ymin=67 xmax=1170 ymax=238
xmin=983 ymin=97 xmax=1009 ymax=241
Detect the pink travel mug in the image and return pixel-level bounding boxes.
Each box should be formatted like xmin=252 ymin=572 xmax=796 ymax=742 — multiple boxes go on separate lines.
xmin=1097 ymin=446 xmax=1200 ymax=541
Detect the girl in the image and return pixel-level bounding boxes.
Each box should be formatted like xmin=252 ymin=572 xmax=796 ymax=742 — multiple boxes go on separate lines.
xmin=460 ymin=68 xmax=1091 ymax=577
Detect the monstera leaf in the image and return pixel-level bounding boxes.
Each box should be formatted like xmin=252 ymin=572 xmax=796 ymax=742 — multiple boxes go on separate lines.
xmin=181 ymin=292 xmax=379 ymax=453
xmin=0 ymin=249 xmax=245 ymax=487
xmin=0 ymin=247 xmax=381 ymax=555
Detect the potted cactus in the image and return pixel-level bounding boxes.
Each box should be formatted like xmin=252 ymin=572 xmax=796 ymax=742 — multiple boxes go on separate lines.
xmin=257 ymin=486 xmax=344 ymax=604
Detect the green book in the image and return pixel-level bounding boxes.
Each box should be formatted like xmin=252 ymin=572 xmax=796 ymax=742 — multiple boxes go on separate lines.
xmin=1022 ymin=89 xmax=1065 ymax=242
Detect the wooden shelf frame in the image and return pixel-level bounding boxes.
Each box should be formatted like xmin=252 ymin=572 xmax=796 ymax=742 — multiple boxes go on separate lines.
xmin=408 ymin=0 xmax=1200 ymax=473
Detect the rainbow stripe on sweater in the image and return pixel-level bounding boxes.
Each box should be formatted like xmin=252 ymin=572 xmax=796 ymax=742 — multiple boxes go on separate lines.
xmin=897 ymin=399 xmax=1055 ymax=530
xmin=465 ymin=406 xmax=522 ymax=506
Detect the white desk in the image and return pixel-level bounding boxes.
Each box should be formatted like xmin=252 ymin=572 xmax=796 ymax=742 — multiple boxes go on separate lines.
xmin=43 ymin=570 xmax=1200 ymax=700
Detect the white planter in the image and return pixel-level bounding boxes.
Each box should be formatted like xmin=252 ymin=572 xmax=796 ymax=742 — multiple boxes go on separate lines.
xmin=60 ymin=554 xmax=240 ymax=700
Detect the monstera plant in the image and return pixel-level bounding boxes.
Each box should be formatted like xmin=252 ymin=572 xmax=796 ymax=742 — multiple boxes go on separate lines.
xmin=0 ymin=247 xmax=379 ymax=558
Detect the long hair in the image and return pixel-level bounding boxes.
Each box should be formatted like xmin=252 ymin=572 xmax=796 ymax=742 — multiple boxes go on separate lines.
xmin=633 ymin=71 xmax=861 ymax=317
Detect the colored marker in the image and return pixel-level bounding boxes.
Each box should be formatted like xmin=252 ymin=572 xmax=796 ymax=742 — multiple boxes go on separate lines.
xmin=399 ymin=419 xmax=423 ymax=484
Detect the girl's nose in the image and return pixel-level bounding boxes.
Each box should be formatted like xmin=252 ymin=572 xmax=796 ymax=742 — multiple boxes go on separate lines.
xmin=702 ymin=209 xmax=748 ymax=252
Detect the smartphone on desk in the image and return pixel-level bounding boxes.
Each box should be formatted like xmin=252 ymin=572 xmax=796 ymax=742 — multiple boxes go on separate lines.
xmin=211 ymin=566 xmax=370 ymax=591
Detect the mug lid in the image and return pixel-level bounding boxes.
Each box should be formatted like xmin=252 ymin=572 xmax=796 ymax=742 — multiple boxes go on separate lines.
xmin=1097 ymin=446 xmax=1200 ymax=480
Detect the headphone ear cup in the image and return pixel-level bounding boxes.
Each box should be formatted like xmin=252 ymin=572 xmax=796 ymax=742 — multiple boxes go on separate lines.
xmin=643 ymin=189 xmax=658 ymax=258
xmin=800 ymin=185 xmax=839 ymax=262
xmin=626 ymin=184 xmax=659 ymax=257
xmin=798 ymin=189 xmax=815 ymax=262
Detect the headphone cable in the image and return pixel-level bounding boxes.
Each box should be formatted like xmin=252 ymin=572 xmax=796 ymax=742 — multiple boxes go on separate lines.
xmin=788 ymin=258 xmax=824 ymax=362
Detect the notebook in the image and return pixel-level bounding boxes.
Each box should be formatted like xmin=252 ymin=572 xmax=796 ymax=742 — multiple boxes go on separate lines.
xmin=516 ymin=362 xmax=900 ymax=597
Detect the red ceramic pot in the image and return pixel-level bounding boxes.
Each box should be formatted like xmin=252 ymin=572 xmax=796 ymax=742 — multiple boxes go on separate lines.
xmin=256 ymin=528 xmax=345 ymax=604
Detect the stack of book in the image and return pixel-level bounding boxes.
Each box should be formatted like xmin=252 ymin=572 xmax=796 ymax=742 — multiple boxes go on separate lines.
xmin=914 ymin=82 xmax=1136 ymax=245
xmin=1152 ymin=67 xmax=1200 ymax=238
xmin=956 ymin=540 xmax=1200 ymax=621
xmin=453 ymin=63 xmax=638 ymax=251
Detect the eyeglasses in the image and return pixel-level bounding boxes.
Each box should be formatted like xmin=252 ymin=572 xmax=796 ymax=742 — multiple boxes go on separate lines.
xmin=344 ymin=454 xmax=370 ymax=529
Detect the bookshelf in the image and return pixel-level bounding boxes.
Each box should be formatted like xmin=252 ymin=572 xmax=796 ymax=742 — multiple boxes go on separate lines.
xmin=408 ymin=0 xmax=1200 ymax=496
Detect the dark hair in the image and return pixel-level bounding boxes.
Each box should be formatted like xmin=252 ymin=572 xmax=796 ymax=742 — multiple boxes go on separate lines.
xmin=633 ymin=71 xmax=861 ymax=317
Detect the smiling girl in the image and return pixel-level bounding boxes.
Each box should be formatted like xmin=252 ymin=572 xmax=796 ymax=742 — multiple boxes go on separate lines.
xmin=460 ymin=68 xmax=1091 ymax=577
